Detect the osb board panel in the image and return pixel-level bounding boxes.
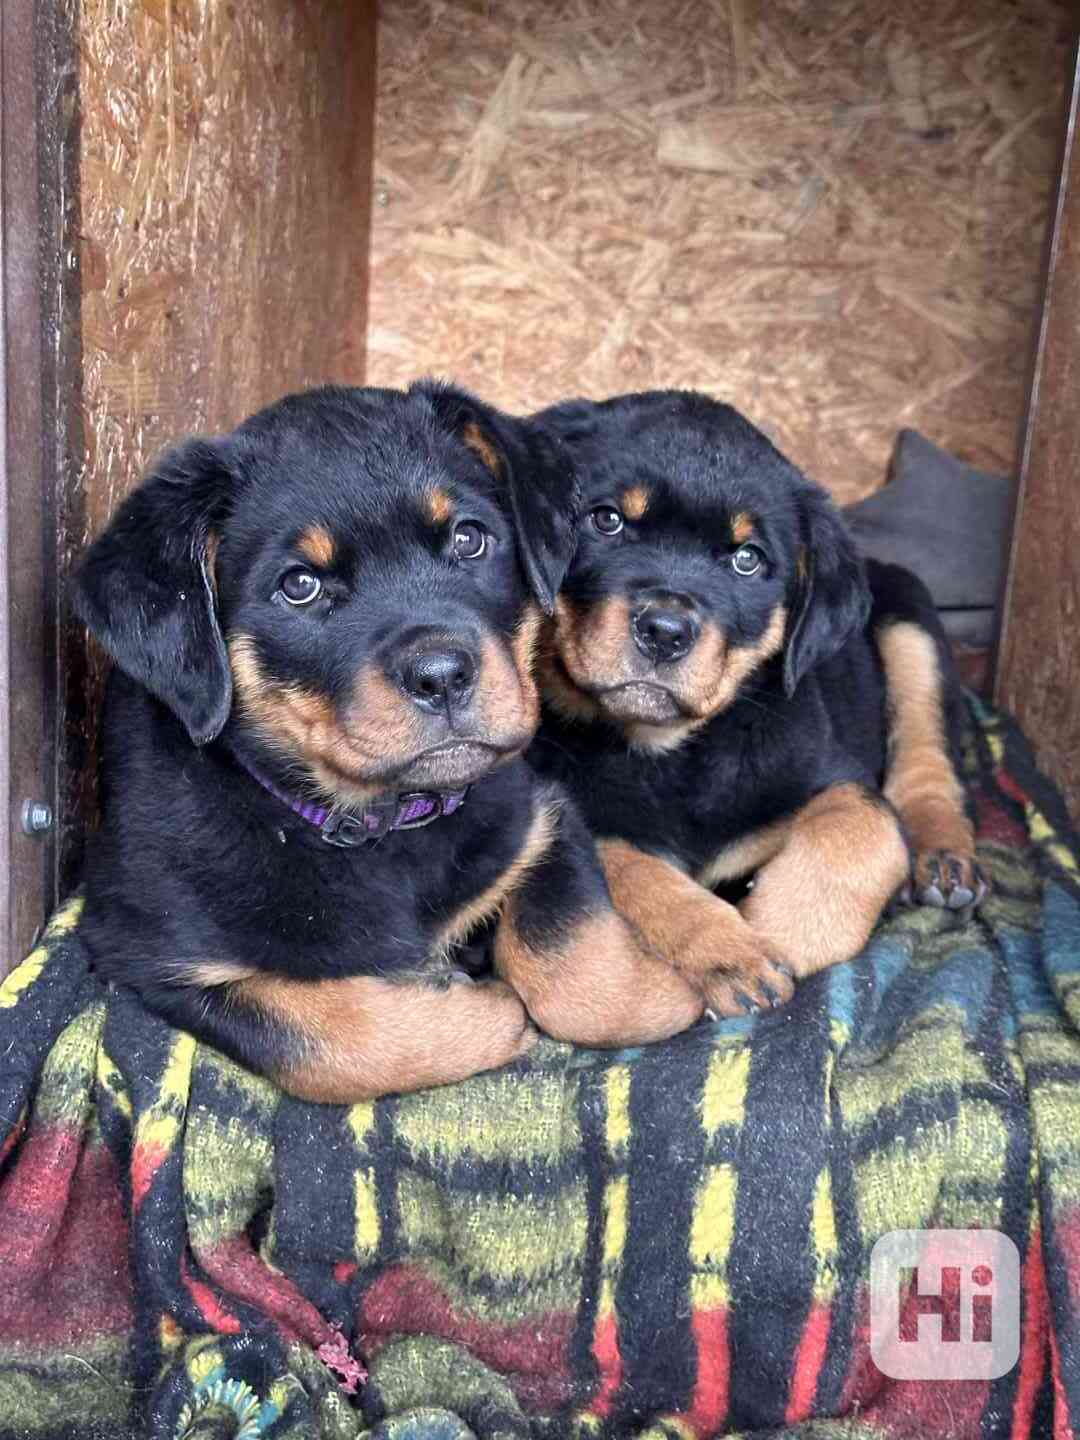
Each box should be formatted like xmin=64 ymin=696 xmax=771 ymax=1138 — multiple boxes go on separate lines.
xmin=996 ymin=52 xmax=1080 ymax=822
xmin=367 ymin=0 xmax=1073 ymax=502
xmin=64 ymin=0 xmax=376 ymax=885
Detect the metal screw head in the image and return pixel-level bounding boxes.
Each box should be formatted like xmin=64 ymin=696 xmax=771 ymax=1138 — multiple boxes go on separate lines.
xmin=21 ymin=801 xmax=53 ymax=835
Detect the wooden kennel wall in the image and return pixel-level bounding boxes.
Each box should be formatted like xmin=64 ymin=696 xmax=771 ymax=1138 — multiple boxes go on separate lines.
xmin=1 ymin=2 xmax=1078 ymax=974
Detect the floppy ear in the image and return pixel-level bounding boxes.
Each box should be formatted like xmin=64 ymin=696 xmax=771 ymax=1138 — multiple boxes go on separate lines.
xmin=783 ymin=482 xmax=871 ymax=696
xmin=72 ymin=438 xmax=235 ymax=745
xmin=414 ymin=381 xmax=579 ymax=614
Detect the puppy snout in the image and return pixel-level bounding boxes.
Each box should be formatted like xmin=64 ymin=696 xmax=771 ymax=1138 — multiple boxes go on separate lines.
xmin=631 ymin=602 xmax=699 ymax=664
xmin=399 ymin=644 xmax=478 ymax=715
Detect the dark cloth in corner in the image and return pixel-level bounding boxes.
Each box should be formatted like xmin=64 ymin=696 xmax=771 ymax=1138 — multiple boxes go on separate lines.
xmin=843 ymin=429 xmax=1012 ymax=648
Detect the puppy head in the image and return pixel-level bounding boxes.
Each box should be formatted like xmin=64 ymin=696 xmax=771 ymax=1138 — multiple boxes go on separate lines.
xmin=73 ymin=383 xmax=568 ymax=806
xmin=534 ymin=390 xmax=869 ymax=752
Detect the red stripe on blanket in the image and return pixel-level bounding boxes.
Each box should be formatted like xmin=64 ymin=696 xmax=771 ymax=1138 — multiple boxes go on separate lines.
xmin=786 ymin=1300 xmax=830 ymax=1423
xmin=977 ymin=785 xmax=1030 ymax=849
xmin=360 ymin=1263 xmax=575 ymax=1411
xmin=1011 ymin=1230 xmax=1049 ymax=1440
xmin=197 ymin=1232 xmax=363 ymax=1387
xmin=0 ymin=1127 xmax=132 ymax=1344
xmin=589 ymin=1311 xmax=622 ymax=1418
xmin=1049 ymin=1317 xmax=1073 ymax=1440
xmin=682 ymin=1308 xmax=730 ymax=1436
xmin=180 ymin=1253 xmax=241 ymax=1335
xmin=131 ymin=1140 xmax=169 ymax=1211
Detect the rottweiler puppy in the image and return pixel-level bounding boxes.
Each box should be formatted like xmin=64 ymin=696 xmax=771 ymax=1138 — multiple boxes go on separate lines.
xmin=526 ymin=389 xmax=985 ymax=1016
xmin=73 ymin=383 xmax=701 ymax=1103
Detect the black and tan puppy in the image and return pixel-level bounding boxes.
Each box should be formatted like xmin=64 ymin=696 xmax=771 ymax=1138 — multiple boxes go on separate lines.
xmin=527 ymin=389 xmax=985 ymax=1015
xmin=73 ymin=383 xmax=701 ymax=1103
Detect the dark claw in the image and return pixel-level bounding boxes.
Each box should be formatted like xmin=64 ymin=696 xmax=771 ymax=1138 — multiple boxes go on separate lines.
xmin=773 ymin=961 xmax=795 ymax=980
xmin=919 ymin=883 xmax=946 ymax=908
xmin=736 ymin=992 xmax=758 ymax=1015
xmin=947 ymin=885 xmax=975 ymax=910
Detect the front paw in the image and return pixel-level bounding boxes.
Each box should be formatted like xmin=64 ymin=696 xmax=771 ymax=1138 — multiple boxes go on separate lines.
xmin=690 ymin=932 xmax=795 ymax=1017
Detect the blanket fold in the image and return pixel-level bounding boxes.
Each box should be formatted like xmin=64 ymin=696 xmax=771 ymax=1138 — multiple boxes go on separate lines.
xmin=2 ymin=696 xmax=1079 ymax=1440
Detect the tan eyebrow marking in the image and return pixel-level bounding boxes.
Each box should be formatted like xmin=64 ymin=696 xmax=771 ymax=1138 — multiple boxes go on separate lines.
xmin=461 ymin=421 xmax=502 ymax=476
xmin=622 ymin=486 xmax=649 ymax=521
xmin=296 ymin=525 xmax=335 ymax=568
xmin=731 ymin=511 xmax=754 ymax=544
xmin=423 ymin=488 xmax=454 ymax=526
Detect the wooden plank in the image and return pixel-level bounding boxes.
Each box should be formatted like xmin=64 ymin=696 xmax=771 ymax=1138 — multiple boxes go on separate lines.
xmin=994 ymin=45 xmax=1080 ymax=822
xmin=0 ymin=0 xmax=79 ymax=973
xmin=58 ymin=0 xmax=378 ymax=897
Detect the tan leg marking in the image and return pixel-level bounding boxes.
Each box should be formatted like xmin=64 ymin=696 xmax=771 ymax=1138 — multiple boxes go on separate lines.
xmin=878 ymin=621 xmax=985 ymax=908
xmin=739 ymin=783 xmax=909 ymax=977
xmin=598 ymin=840 xmax=794 ymax=1016
xmin=435 ymin=801 xmax=558 ymax=953
xmin=237 ymin=971 xmax=535 ymax=1104
xmin=495 ymin=902 xmax=703 ymax=1047
xmin=696 ymin=819 xmax=792 ymax=890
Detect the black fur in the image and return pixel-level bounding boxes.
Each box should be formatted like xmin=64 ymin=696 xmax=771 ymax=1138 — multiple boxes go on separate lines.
xmin=525 ymin=389 xmax=960 ymax=875
xmin=72 ymin=383 xmax=606 ymax=1088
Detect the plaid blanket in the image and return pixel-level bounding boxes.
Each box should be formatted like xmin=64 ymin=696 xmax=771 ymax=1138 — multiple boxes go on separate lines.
xmin=2 ymin=695 xmax=1080 ymax=1440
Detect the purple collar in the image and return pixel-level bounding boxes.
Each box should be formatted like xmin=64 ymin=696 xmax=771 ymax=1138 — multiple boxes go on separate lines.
xmin=235 ymin=754 xmax=468 ymax=848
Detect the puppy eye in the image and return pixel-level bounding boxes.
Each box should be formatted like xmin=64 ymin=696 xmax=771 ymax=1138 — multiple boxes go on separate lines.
xmin=590 ymin=505 xmax=624 ymax=536
xmin=452 ymin=520 xmax=487 ymax=561
xmin=279 ymin=568 xmax=323 ymax=605
xmin=731 ymin=544 xmax=764 ymax=577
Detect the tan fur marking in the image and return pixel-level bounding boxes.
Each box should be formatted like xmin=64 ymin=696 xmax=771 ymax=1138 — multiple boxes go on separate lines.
xmin=740 ymin=784 xmax=909 ymax=978
xmin=424 ymin=488 xmax=454 ymax=526
xmin=185 ymin=960 xmax=259 ymax=988
xmin=543 ymin=597 xmax=788 ymax=753
xmin=598 ymin=839 xmax=794 ymax=1014
xmin=436 ymin=800 xmax=558 ymax=952
xmin=622 ymin=486 xmax=649 ymax=521
xmin=878 ymin=622 xmax=975 ymax=863
xmin=696 ymin=819 xmax=792 ymax=889
xmin=462 ymin=421 xmax=502 ymax=476
xmin=237 ymin=971 xmax=534 ymax=1103
xmin=731 ymin=511 xmax=754 ymax=544
xmin=496 ymin=902 xmax=702 ymax=1045
xmin=229 ymin=634 xmax=420 ymax=807
xmin=474 ymin=617 xmax=541 ymax=749
xmin=296 ymin=525 xmax=335 ymax=569
xmin=203 ymin=530 xmax=221 ymax=595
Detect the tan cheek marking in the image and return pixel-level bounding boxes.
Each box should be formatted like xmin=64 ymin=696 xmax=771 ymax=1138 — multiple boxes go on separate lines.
xmin=461 ymin=421 xmax=502 ymax=476
xmin=731 ymin=512 xmax=754 ymax=544
xmin=877 ymin=621 xmax=975 ymax=863
xmin=622 ymin=486 xmax=648 ymax=521
xmin=436 ymin=800 xmax=558 ymax=952
xmin=474 ymin=619 xmax=541 ymax=745
xmin=228 ymin=635 xmax=421 ymax=806
xmin=424 ymin=488 xmax=453 ymax=526
xmin=296 ymin=525 xmax=335 ymax=569
xmin=237 ymin=971 xmax=533 ymax=1104
xmin=696 ymin=819 xmax=792 ymax=889
xmin=740 ymin=783 xmax=909 ymax=977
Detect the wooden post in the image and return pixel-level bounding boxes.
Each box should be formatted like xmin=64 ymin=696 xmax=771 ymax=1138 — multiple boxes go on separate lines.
xmin=995 ymin=45 xmax=1080 ymax=823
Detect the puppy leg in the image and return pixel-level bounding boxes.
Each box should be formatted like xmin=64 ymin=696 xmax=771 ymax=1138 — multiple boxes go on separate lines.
xmin=494 ymin=801 xmax=704 ymax=1046
xmin=739 ymin=782 xmax=909 ymax=977
xmin=154 ymin=970 xmax=535 ymax=1104
xmin=598 ymin=840 xmax=795 ymax=1017
xmin=877 ymin=615 xmax=988 ymax=909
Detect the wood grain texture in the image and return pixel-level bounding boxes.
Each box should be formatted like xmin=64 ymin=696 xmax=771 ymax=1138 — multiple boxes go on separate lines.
xmin=59 ymin=0 xmax=377 ymax=893
xmin=995 ymin=44 xmax=1080 ymax=822
xmin=1 ymin=0 xmax=81 ymax=973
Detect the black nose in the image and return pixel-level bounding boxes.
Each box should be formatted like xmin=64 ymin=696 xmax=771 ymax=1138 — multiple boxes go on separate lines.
xmin=400 ymin=647 xmax=478 ymax=714
xmin=632 ymin=604 xmax=699 ymax=663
